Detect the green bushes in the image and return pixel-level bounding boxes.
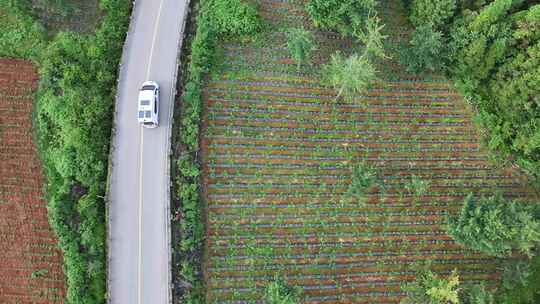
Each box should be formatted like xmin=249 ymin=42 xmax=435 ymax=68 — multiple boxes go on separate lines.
xmin=0 ymin=0 xmax=45 ymax=59
xmin=447 ymin=1 xmax=540 ymax=179
xmin=173 ymin=0 xmax=262 ymax=302
xmin=402 ymin=263 xmax=506 ymax=304
xmin=34 ymin=0 xmax=132 ymax=303
xmin=306 ymin=0 xmax=377 ymax=38
xmin=409 ymin=0 xmax=457 ymax=29
xmin=401 ymin=0 xmax=540 ymax=180
xmin=463 ymin=284 xmax=495 ymax=304
xmin=446 ymin=193 xmax=540 ymax=258
xmin=208 ymin=0 xmax=263 ymax=37
xmin=446 ymin=193 xmax=540 ymax=303
xmin=322 ymin=52 xmax=377 ymax=101
xmin=498 ymin=253 xmax=540 ymax=304
xmin=320 ymin=15 xmax=386 ymax=101
xmin=306 ymin=0 xmax=386 ymax=101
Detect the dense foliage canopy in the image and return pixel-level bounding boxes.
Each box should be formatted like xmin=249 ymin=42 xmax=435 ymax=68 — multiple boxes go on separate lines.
xmin=405 ymin=0 xmax=540 ymax=181
xmin=0 ymin=1 xmax=45 ymax=59
xmin=306 ymin=0 xmax=377 ymax=38
xmin=447 ymin=194 xmax=540 ymax=257
xmin=400 ymin=24 xmax=445 ymax=73
xmin=35 ymin=1 xmax=132 ymax=302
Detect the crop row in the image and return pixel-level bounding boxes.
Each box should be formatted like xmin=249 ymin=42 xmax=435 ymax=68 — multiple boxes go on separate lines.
xmin=200 ymin=1 xmax=534 ymax=302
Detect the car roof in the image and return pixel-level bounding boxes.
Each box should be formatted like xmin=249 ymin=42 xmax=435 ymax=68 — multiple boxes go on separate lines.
xmin=139 ymin=89 xmax=154 ymax=100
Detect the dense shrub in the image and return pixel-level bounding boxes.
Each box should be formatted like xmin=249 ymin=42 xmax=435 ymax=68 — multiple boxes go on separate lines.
xmin=0 ymin=0 xmax=45 ymax=59
xmin=173 ymin=0 xmax=262 ymax=302
xmin=403 ymin=0 xmax=540 ymax=183
xmin=462 ymin=284 xmax=495 ymax=304
xmin=35 ymin=0 xmax=132 ymax=302
xmin=409 ymin=0 xmax=457 ymax=29
xmin=446 ymin=193 xmax=540 ymax=257
xmin=208 ymin=0 xmax=263 ymax=37
xmin=448 ymin=1 xmax=540 ymax=179
xmin=399 ymin=25 xmax=445 ymax=73
xmin=306 ymin=0 xmax=377 ymax=38
xmin=501 ymin=260 xmax=531 ymax=291
xmin=498 ymin=253 xmax=540 ymax=304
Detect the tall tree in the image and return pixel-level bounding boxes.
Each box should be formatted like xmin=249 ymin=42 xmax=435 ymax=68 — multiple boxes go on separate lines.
xmin=321 ymin=16 xmax=386 ymax=101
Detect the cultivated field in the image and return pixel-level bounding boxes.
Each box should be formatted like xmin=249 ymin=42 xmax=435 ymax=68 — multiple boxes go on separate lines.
xmin=200 ymin=0 xmax=537 ymax=303
xmin=0 ymin=58 xmax=65 ymax=303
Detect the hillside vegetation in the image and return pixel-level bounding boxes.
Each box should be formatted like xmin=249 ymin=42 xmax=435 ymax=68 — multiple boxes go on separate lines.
xmin=0 ymin=1 xmax=132 ymax=303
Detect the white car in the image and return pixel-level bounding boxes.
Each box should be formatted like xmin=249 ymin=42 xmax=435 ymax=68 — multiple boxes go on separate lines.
xmin=137 ymin=81 xmax=159 ymax=128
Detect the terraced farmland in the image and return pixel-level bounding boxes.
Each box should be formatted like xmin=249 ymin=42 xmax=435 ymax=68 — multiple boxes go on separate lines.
xmin=200 ymin=1 xmax=538 ymax=303
xmin=0 ymin=59 xmax=66 ymax=303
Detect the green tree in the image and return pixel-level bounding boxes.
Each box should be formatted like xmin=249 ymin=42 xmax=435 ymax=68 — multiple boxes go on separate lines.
xmin=322 ymin=52 xmax=377 ymax=101
xmin=401 ymin=267 xmax=461 ymax=304
xmin=400 ymin=25 xmax=445 ymax=73
xmin=447 ymin=2 xmax=540 ymax=179
xmin=501 ymin=260 xmax=532 ymax=291
xmin=306 ymin=0 xmax=377 ymax=37
xmin=410 ymin=0 xmax=457 ymax=29
xmin=264 ymin=275 xmax=302 ymax=304
xmin=446 ymin=193 xmax=540 ymax=257
xmin=285 ymin=27 xmax=316 ymax=71
xmin=321 ymin=16 xmax=386 ymax=101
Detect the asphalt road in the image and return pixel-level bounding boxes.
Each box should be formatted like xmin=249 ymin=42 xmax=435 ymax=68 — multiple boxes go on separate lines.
xmin=108 ymin=1 xmax=188 ymax=303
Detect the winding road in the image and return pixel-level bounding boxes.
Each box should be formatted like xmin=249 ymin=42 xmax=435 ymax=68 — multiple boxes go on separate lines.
xmin=108 ymin=1 xmax=189 ymax=303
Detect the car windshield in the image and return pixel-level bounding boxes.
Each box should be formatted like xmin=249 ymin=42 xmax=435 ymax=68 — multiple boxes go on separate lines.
xmin=140 ymin=100 xmax=151 ymax=106
xmin=142 ymin=85 xmax=155 ymax=90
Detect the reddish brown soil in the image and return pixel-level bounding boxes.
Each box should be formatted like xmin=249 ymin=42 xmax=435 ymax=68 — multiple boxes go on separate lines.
xmin=0 ymin=58 xmax=66 ymax=303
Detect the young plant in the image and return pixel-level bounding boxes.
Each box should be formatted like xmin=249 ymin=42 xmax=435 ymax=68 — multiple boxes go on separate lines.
xmin=342 ymin=162 xmax=377 ymax=205
xmin=404 ymin=175 xmax=430 ymax=203
xmin=285 ymin=27 xmax=317 ymax=71
xmin=264 ymin=274 xmax=302 ymax=304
